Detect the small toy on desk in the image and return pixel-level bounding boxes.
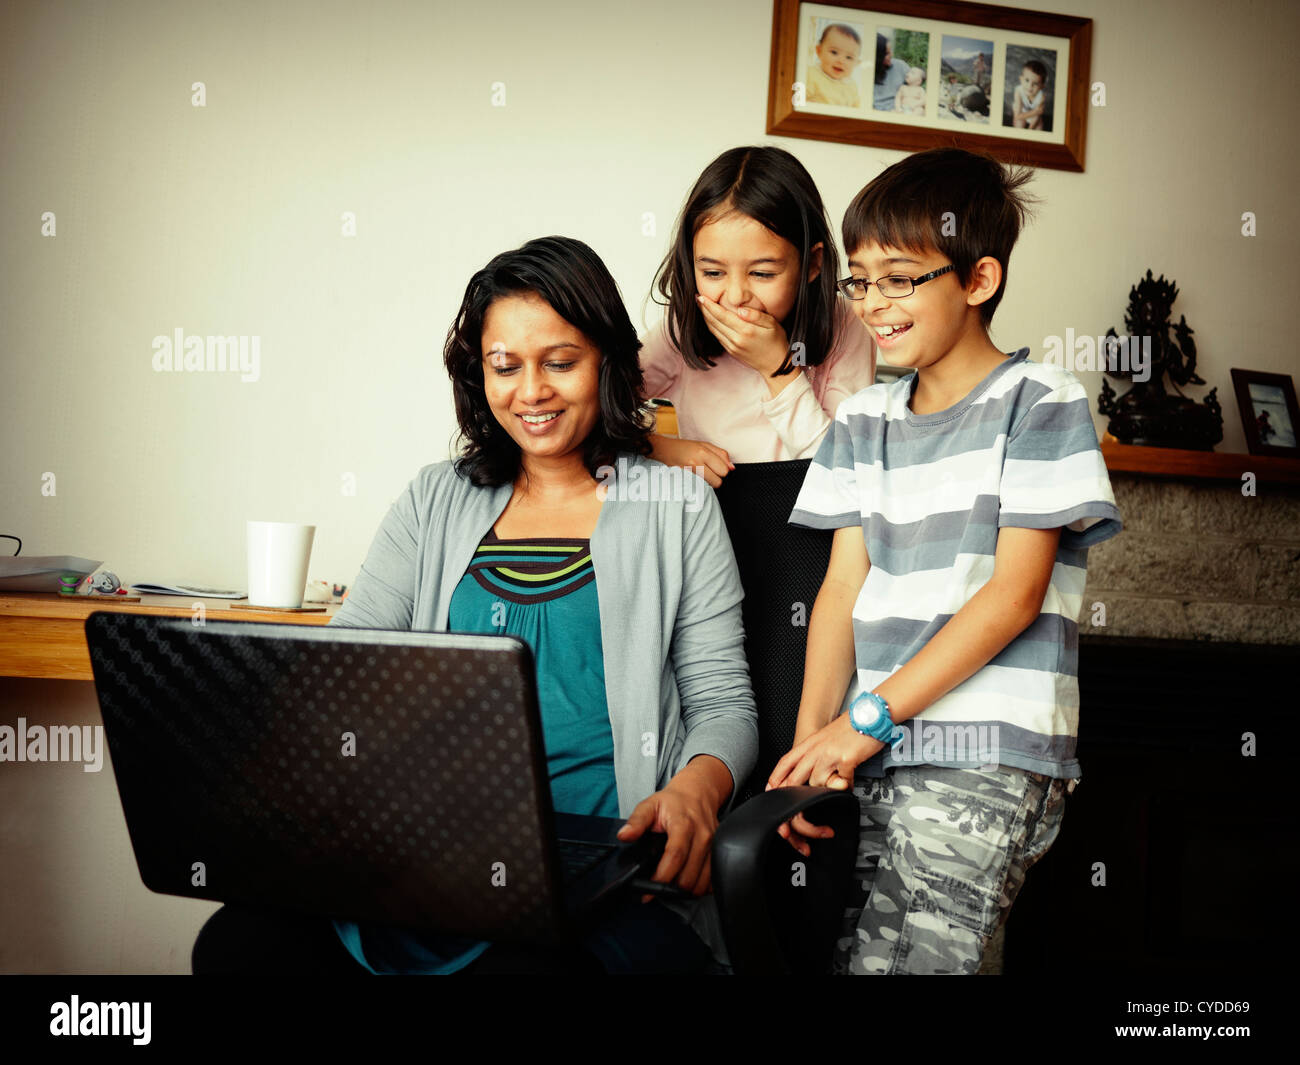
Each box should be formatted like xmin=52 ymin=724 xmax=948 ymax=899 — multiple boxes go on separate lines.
xmin=70 ymin=570 xmax=128 ymax=595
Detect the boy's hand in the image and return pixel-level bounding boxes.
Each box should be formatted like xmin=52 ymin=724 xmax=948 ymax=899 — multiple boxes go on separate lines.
xmin=776 ymin=811 xmax=836 ymax=858
xmin=769 ymin=717 xmax=879 ymax=855
xmin=767 ymin=714 xmax=882 ymax=791
xmin=773 ymin=724 xmax=839 ymax=856
xmin=695 ymin=293 xmax=797 ymax=393
xmin=648 ymin=434 xmax=733 ymax=487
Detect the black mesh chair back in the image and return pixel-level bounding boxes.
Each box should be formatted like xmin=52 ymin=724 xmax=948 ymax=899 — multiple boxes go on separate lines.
xmin=713 ymin=460 xmax=835 ymax=799
xmin=711 ymin=460 xmax=857 ymax=972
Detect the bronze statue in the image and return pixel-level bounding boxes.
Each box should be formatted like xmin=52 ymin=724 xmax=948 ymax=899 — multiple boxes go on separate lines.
xmin=1097 ymin=270 xmax=1223 ymax=450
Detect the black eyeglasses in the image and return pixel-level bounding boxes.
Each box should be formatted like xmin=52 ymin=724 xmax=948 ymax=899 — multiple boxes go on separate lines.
xmin=836 ymin=264 xmax=955 ymax=300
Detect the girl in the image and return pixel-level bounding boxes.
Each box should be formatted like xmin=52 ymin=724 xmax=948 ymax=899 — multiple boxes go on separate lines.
xmin=642 ymin=146 xmax=875 ymax=486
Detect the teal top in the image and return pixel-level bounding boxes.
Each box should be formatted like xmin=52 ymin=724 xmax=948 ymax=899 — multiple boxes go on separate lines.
xmin=449 ymin=530 xmax=618 ymax=818
xmin=332 ymin=529 xmax=616 ymax=973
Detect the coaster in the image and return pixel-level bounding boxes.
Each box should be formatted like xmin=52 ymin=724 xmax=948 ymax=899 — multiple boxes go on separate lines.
xmin=56 ymin=593 xmax=143 ymax=603
xmin=236 ymin=603 xmax=328 ymax=613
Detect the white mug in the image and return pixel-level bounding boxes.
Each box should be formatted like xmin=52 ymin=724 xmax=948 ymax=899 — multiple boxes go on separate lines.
xmin=246 ymin=521 xmax=316 ymax=608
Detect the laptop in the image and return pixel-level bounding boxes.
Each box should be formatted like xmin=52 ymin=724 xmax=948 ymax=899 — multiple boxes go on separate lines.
xmin=85 ymin=611 xmax=683 ymax=947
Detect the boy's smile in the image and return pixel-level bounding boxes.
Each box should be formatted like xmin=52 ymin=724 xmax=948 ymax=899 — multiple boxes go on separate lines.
xmin=846 ymin=241 xmax=1010 ymax=412
xmin=846 ymin=243 xmax=966 ymax=370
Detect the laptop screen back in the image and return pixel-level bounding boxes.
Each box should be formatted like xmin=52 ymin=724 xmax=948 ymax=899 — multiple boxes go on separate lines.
xmin=86 ymin=612 xmax=571 ymax=944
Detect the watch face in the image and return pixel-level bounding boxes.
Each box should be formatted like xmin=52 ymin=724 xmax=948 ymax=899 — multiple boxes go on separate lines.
xmin=854 ymin=698 xmax=881 ymax=728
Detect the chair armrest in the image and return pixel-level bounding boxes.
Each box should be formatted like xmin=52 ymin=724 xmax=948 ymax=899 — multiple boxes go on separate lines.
xmin=713 ymin=787 xmax=859 ymax=974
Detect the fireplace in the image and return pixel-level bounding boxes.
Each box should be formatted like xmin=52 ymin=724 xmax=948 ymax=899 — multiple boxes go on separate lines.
xmin=1002 ymin=634 xmax=1297 ymax=972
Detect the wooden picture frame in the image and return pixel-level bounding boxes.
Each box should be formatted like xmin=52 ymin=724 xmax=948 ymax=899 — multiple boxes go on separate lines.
xmin=1230 ymin=369 xmax=1300 ymax=458
xmin=767 ymin=0 xmax=1092 ymax=171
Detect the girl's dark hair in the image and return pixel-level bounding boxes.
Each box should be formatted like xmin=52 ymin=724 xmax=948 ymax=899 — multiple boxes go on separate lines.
xmin=874 ymin=34 xmax=889 ymax=84
xmin=443 ymin=235 xmax=651 ymax=487
xmin=651 ymin=146 xmax=840 ymax=375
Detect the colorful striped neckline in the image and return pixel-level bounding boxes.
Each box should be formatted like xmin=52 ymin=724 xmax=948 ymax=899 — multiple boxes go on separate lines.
xmin=466 ymin=528 xmax=595 ymax=603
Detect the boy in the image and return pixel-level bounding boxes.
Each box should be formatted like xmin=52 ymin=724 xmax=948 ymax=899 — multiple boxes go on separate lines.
xmin=806 ymin=23 xmax=863 ymax=108
xmin=1013 ymin=60 xmax=1048 ymax=129
xmin=767 ymin=148 xmax=1121 ymax=975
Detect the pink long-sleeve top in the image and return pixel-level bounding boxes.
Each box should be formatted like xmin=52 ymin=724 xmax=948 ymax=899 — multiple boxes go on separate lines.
xmin=639 ymin=298 xmax=877 ymax=462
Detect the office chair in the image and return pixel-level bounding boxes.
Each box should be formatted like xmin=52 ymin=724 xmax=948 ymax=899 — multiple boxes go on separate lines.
xmin=710 ymin=460 xmax=859 ymax=974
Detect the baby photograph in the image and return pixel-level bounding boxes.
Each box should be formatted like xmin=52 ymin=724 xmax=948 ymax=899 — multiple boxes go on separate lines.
xmin=871 ymin=25 xmax=931 ymax=116
xmin=804 ymin=16 xmax=866 ymax=109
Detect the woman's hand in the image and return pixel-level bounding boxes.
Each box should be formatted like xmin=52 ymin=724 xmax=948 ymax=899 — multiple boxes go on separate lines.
xmin=617 ymin=755 xmax=732 ymax=901
xmin=695 ymin=293 xmax=799 ymax=395
xmin=649 ymin=433 xmax=733 ymax=487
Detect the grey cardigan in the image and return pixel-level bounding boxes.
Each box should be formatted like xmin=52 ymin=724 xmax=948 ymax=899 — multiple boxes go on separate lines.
xmin=329 ymin=453 xmax=758 ymax=818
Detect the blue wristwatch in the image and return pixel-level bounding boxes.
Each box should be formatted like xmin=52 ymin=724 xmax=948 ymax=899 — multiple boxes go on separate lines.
xmin=848 ymin=691 xmax=897 ymax=743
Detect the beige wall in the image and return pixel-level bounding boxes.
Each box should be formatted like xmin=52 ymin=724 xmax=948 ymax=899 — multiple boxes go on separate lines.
xmin=2 ymin=0 xmax=1298 ymax=973
xmin=3 ymin=0 xmax=1297 ymax=595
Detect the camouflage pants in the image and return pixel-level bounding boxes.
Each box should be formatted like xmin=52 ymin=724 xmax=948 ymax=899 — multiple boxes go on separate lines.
xmin=834 ymin=764 xmax=1069 ymax=975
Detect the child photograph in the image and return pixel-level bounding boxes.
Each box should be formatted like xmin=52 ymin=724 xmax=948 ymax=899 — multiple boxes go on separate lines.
xmin=1004 ymin=43 xmax=1057 ymax=132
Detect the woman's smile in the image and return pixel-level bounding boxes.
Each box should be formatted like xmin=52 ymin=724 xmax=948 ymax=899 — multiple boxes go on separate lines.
xmin=480 ymin=292 xmax=602 ymax=459
xmin=518 ymin=409 xmax=564 ymax=433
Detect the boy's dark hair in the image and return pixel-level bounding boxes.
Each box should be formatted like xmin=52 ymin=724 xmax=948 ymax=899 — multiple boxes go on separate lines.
xmin=652 ymin=146 xmax=840 ymax=374
xmin=842 ymin=147 xmax=1036 ymax=326
xmin=820 ymin=22 xmax=860 ymax=46
xmin=1024 ymin=59 xmax=1048 ymax=82
xmin=443 ymin=235 xmax=651 ymax=487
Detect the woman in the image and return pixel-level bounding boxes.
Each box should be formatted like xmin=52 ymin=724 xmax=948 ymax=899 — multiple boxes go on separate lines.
xmin=192 ymin=236 xmax=757 ymax=975
xmin=872 ymin=32 xmax=909 ymax=112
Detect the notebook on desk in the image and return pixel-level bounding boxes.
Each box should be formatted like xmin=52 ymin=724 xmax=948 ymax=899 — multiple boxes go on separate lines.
xmin=84 ymin=612 xmax=679 ymax=946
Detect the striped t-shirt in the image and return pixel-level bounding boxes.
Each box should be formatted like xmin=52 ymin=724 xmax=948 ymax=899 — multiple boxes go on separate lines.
xmin=789 ymin=349 xmax=1121 ymax=779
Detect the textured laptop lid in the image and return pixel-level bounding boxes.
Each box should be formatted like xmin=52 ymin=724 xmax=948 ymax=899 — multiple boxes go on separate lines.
xmin=86 ymin=612 xmax=570 ymax=944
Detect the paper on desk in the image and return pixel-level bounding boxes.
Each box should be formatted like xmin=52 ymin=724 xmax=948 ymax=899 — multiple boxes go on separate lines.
xmin=129 ymin=582 xmax=245 ymax=599
xmin=0 ymin=556 xmax=102 ymax=594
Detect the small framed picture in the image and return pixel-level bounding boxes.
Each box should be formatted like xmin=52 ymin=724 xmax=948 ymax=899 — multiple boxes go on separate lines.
xmin=767 ymin=0 xmax=1093 ymax=171
xmin=1230 ymin=369 xmax=1300 ymax=457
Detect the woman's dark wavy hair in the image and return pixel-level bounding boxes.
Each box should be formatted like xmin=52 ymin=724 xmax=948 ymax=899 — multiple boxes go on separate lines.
xmin=443 ymin=235 xmax=651 ymax=487
xmin=651 ymin=146 xmax=841 ymax=375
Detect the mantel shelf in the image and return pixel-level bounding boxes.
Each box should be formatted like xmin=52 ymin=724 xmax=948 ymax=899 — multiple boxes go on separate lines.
xmin=1101 ymin=436 xmax=1300 ymax=485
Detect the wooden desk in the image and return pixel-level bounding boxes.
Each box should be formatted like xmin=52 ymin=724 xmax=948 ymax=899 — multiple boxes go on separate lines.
xmin=0 ymin=593 xmax=338 ymax=681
